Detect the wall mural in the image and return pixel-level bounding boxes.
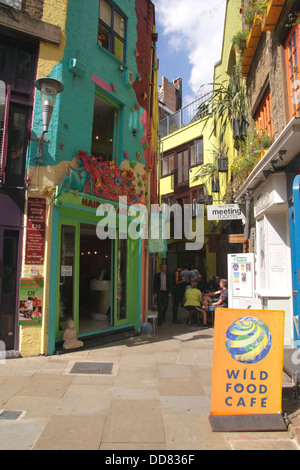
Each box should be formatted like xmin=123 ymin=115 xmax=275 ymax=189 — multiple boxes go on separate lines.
xmin=56 ymin=150 xmax=147 ymax=204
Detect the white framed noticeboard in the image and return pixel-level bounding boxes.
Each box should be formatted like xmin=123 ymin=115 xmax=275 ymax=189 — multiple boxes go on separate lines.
xmin=228 ymin=253 xmax=255 ymax=307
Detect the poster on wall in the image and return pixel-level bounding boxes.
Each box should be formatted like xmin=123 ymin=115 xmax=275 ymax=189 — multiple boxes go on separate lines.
xmin=25 ymin=197 xmax=46 ymax=265
xmin=19 ymin=278 xmax=43 ymax=325
xmin=210 ymin=309 xmax=286 ymax=432
xmin=228 ymin=254 xmax=255 ymax=308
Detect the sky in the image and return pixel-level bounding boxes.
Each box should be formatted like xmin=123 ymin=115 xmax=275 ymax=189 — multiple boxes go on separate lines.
xmin=152 ymin=0 xmax=227 ymax=106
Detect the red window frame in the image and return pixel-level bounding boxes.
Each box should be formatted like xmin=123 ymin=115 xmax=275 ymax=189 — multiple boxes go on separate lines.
xmin=254 ymin=89 xmax=273 ymax=137
xmin=285 ymin=23 xmax=300 ymax=119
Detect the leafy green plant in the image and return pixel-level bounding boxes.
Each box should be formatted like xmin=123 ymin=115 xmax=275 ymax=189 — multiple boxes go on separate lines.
xmin=232 ymin=30 xmax=249 ymax=52
xmin=243 ymin=1 xmax=268 ymax=27
xmin=231 ymin=129 xmax=273 ymax=189
xmin=199 ymin=61 xmax=247 ymax=139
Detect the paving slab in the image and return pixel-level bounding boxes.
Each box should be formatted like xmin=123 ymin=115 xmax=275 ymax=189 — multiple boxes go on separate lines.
xmin=158 ymin=377 xmax=205 ymax=396
xmin=15 ymin=373 xmax=73 ymax=398
xmin=33 ymin=415 xmax=105 ymax=450
xmin=0 ymin=421 xmax=47 ymax=450
xmin=54 ymin=383 xmax=112 ymax=416
xmin=2 ymin=395 xmax=60 ymax=421
xmin=102 ymin=399 xmax=165 ymax=444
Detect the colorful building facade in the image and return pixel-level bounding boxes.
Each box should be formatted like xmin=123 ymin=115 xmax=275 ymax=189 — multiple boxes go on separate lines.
xmin=1 ymin=0 xmax=158 ymax=356
xmin=233 ymin=0 xmax=300 ymax=347
xmin=158 ymin=0 xmax=244 ymax=280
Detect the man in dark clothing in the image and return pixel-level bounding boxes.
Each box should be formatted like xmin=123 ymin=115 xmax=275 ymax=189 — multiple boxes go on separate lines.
xmin=153 ymin=264 xmax=172 ymax=325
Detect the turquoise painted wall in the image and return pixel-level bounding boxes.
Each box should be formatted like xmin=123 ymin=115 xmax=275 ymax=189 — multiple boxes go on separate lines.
xmin=30 ymin=0 xmax=146 ymax=168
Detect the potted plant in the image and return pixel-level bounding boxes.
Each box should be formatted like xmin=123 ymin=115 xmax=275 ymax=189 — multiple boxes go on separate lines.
xmin=212 ymin=179 xmax=220 ymax=192
xmin=199 ymin=61 xmax=248 ymax=140
xmin=212 ymin=142 xmax=229 ymax=173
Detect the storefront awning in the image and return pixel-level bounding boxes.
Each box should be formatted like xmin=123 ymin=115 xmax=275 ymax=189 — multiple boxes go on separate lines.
xmin=234 ymin=117 xmax=300 ymax=202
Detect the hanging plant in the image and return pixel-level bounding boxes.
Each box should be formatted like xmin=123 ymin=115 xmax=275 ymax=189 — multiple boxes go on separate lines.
xmin=232 ymin=30 xmax=248 ymax=53
xmin=198 ymin=61 xmax=248 ymax=139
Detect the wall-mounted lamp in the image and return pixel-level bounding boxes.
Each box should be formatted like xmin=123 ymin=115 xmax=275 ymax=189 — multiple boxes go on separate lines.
xmin=33 ymin=77 xmax=64 ymax=161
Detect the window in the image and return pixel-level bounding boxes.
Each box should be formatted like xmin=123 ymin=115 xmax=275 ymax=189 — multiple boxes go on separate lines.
xmin=190 ymin=139 xmax=203 ymax=166
xmin=0 ymin=38 xmax=37 ymax=187
xmin=5 ymin=104 xmax=30 ymax=187
xmin=285 ymin=23 xmax=300 ymax=118
xmin=177 ymin=149 xmax=189 ymax=185
xmin=91 ymin=94 xmax=118 ymax=162
xmin=254 ymin=89 xmax=273 ymax=137
xmin=161 ymin=153 xmax=174 ymax=177
xmin=161 ymin=138 xmax=203 ymax=180
xmin=98 ymin=0 xmax=126 ymax=63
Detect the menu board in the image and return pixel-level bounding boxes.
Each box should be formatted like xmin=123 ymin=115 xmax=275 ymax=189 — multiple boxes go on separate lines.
xmin=25 ymin=198 xmax=46 ymax=265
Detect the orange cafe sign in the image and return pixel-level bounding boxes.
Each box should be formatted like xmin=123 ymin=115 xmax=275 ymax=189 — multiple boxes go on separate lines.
xmin=210 ymin=309 xmax=286 ymax=432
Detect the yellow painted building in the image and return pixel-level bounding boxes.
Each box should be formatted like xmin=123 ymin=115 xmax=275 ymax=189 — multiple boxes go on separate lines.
xmin=159 ymin=0 xmax=243 ymax=280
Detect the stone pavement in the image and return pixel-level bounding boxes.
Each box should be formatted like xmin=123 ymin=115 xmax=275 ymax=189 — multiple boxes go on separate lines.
xmin=0 ymin=309 xmax=300 ymax=451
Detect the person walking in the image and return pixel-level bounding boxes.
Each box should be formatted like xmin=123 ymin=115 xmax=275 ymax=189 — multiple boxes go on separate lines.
xmin=172 ymin=266 xmax=184 ymax=324
xmin=153 ymin=264 xmax=172 ymax=325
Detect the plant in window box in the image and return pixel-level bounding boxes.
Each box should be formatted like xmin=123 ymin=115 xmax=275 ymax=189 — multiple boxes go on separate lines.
xmin=232 ymin=30 xmax=249 ymax=54
xmin=231 ymin=128 xmax=273 ymax=189
xmin=243 ymin=1 xmax=268 ymax=28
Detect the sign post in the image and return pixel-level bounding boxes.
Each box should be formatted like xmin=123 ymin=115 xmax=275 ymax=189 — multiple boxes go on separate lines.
xmin=210 ymin=308 xmax=286 ymax=432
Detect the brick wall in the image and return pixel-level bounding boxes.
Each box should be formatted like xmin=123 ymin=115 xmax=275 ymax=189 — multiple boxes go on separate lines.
xmin=22 ymin=0 xmax=43 ymax=19
xmin=160 ymin=76 xmax=182 ymax=112
xmin=245 ymin=1 xmax=298 ymax=139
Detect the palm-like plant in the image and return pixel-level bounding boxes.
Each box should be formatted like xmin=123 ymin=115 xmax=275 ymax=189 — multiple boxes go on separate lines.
xmin=199 ymin=61 xmax=248 ymax=139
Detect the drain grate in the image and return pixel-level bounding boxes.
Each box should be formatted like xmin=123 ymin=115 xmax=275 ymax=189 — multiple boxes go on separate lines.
xmin=70 ymin=362 xmax=113 ymax=375
xmin=0 ymin=410 xmax=23 ymax=420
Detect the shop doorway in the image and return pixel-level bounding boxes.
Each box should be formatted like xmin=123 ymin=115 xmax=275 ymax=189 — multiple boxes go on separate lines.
xmin=79 ymin=223 xmax=112 ymax=333
xmin=57 ymin=219 xmax=131 ymax=339
xmin=0 ymin=230 xmax=19 ymax=350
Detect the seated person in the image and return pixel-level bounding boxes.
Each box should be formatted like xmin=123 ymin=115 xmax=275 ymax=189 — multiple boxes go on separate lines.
xmin=184 ymin=280 xmax=207 ymax=326
xmin=203 ymin=279 xmax=228 ymax=316
xmin=206 ymin=275 xmax=217 ymax=293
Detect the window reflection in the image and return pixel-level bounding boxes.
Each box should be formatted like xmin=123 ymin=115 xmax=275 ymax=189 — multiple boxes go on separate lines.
xmin=117 ymin=238 xmax=127 ymax=320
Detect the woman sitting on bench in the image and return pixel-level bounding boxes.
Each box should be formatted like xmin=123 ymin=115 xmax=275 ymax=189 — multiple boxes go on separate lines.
xmin=184 ymin=280 xmax=207 ymax=327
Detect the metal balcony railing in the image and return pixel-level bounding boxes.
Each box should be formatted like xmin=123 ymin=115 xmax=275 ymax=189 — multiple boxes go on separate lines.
xmin=159 ymin=92 xmax=212 ymax=138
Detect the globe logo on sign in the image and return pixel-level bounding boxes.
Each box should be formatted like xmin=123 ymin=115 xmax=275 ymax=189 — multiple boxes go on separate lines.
xmin=225 ymin=317 xmax=272 ymax=364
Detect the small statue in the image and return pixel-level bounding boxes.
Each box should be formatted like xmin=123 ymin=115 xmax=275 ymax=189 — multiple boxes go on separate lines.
xmin=63 ymin=319 xmax=84 ymax=350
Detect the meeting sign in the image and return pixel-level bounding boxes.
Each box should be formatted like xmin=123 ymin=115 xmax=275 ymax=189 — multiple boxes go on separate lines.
xmin=207 ymin=204 xmax=245 ymax=221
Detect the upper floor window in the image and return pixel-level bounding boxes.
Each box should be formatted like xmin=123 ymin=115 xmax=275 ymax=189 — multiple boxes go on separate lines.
xmin=91 ymin=93 xmax=118 ymax=162
xmin=190 ymin=139 xmax=203 ymax=166
xmin=0 ymin=37 xmax=37 ymax=187
xmin=285 ymin=23 xmax=300 ymax=119
xmin=161 ymin=153 xmax=174 ymax=177
xmin=254 ymin=89 xmax=273 ymax=137
xmin=98 ymin=0 xmax=126 ymax=63
xmin=161 ymin=138 xmax=203 ymax=178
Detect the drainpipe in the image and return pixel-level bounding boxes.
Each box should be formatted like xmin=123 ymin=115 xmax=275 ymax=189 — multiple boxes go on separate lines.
xmin=244 ymin=195 xmax=252 ymax=242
